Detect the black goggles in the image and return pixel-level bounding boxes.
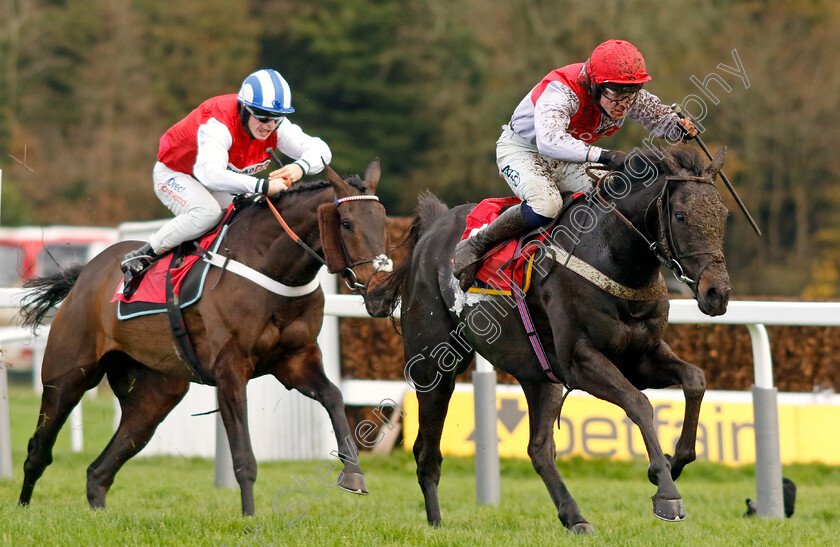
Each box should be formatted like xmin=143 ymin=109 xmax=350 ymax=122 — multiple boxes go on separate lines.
xmin=244 ymin=105 xmax=284 ymax=124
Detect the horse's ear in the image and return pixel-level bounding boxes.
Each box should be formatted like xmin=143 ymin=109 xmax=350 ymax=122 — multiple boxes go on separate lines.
xmin=703 ymin=146 xmax=727 ymax=181
xmin=323 ymin=161 xmax=353 ymax=198
xmin=363 ymin=158 xmax=381 ymax=194
xmin=661 ymin=149 xmax=682 ymax=175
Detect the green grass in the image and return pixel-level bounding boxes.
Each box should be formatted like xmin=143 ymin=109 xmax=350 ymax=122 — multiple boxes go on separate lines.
xmin=2 ymin=385 xmax=840 ymax=546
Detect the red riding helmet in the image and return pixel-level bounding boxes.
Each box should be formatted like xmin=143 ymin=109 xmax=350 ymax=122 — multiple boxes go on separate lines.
xmin=586 ymin=39 xmax=652 ymax=85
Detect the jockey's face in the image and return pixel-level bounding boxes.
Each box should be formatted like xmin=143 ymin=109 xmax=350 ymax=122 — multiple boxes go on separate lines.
xmin=599 ymin=88 xmax=637 ymax=120
xmin=247 ymin=115 xmax=281 ymax=140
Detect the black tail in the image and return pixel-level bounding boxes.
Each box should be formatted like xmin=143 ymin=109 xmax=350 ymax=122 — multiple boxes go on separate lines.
xmin=367 ymin=191 xmax=448 ymax=323
xmin=19 ymin=265 xmax=84 ymax=330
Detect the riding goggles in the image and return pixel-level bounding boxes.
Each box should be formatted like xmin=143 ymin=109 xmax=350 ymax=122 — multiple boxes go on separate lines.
xmin=244 ymin=105 xmax=285 ymax=124
xmin=601 ymin=88 xmax=638 ymax=107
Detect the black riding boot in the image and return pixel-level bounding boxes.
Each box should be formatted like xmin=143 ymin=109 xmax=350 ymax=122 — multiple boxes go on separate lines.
xmin=453 ymin=203 xmax=529 ymax=292
xmin=120 ymin=242 xmax=159 ymax=299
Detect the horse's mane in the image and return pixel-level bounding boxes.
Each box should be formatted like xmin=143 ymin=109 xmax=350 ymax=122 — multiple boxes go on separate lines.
xmin=628 ymin=145 xmax=706 ymax=179
xmin=271 ymin=175 xmax=368 ymax=203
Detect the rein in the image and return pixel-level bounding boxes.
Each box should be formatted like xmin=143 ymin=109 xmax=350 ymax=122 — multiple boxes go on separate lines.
xmin=265 ymin=194 xmax=388 ymax=291
xmin=589 ymin=168 xmax=718 ymax=288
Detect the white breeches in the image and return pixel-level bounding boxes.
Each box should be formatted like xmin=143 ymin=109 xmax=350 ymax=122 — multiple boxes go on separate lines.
xmin=496 ymin=125 xmax=602 ymax=218
xmin=148 ymin=162 xmax=229 ymax=253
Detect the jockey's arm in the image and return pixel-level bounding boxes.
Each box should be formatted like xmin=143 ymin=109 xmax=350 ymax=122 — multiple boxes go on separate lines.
xmin=194 ymin=118 xmax=267 ymax=194
xmin=273 ymin=118 xmax=332 ymax=177
xmin=630 ymin=90 xmax=698 ymax=141
xmin=533 ymin=83 xmax=606 ymax=164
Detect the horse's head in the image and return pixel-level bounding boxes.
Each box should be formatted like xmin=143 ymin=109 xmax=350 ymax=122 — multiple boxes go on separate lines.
xmin=318 ymin=158 xmax=393 ymax=294
xmin=642 ymin=146 xmax=732 ymax=316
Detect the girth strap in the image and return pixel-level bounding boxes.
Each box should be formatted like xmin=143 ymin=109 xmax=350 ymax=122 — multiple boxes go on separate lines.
xmin=198 ymin=247 xmax=321 ymax=297
xmin=512 ymin=237 xmax=562 ymax=383
xmin=165 ymin=252 xmax=216 ymax=385
xmin=547 ymin=243 xmax=668 ymax=301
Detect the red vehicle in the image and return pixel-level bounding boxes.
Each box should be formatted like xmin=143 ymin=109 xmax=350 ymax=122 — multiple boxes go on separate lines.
xmin=0 ymin=226 xmax=117 ymax=286
xmin=0 ymin=226 xmax=117 ymax=372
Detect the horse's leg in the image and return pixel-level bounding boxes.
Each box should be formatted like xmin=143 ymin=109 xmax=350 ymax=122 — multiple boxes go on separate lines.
xmin=518 ymin=380 xmax=594 ymax=534
xmin=272 ymin=343 xmax=367 ymax=494
xmin=569 ymin=340 xmax=685 ymax=521
xmin=86 ymin=356 xmax=188 ymax=509
xmin=402 ymin=311 xmax=467 ymax=526
xmin=18 ymin=363 xmax=104 ymax=506
xmin=632 ymin=341 xmax=706 ymax=481
xmin=214 ymin=348 xmax=259 ymax=516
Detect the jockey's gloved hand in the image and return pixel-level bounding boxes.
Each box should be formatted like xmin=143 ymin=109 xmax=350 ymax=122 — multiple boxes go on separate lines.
xmin=598 ymin=149 xmax=627 ymax=171
xmin=677 ymin=116 xmax=699 ymax=141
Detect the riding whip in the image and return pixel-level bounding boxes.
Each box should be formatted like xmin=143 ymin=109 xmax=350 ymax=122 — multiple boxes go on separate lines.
xmin=670 ymin=104 xmax=762 ymax=237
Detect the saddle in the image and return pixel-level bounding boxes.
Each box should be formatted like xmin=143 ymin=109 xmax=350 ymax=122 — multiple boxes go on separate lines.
xmin=110 ymin=194 xmax=265 ymax=318
xmin=461 ymin=194 xmax=583 ymax=295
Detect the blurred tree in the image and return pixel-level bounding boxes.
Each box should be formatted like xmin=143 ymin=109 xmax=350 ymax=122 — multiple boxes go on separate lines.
xmin=0 ymin=0 xmax=838 ymax=296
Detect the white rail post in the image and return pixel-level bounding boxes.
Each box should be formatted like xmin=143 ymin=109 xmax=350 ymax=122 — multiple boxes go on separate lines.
xmin=214 ymin=408 xmax=236 ymax=488
xmin=473 ymin=354 xmax=500 ymax=504
xmin=70 ymin=404 xmax=84 ymax=453
xmin=0 ymin=361 xmax=12 ymax=478
xmin=0 ymin=168 xmax=10 ymax=478
xmin=316 ymin=268 xmax=340 ymax=454
xmin=747 ymin=324 xmax=785 ymax=518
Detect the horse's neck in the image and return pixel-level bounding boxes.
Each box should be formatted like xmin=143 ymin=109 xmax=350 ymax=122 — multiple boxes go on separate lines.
xmin=231 ymin=188 xmax=332 ymax=286
xmin=576 ymin=182 xmax=663 ymax=288
xmin=271 ymin=188 xmax=334 ymax=283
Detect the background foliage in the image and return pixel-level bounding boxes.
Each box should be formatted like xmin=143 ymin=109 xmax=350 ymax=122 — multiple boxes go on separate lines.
xmin=2 ymin=0 xmax=839 ymax=296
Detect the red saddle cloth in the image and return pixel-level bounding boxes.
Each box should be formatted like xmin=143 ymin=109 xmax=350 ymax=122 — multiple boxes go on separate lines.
xmin=460 ymin=197 xmax=547 ymax=294
xmin=111 ymin=206 xmax=232 ymax=304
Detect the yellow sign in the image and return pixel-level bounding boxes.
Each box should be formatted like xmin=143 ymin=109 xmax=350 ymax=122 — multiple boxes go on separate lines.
xmin=402 ymin=390 xmax=840 ymax=465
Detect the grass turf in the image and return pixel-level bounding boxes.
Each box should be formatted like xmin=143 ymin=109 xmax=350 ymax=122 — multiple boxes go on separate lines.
xmin=1 ymin=385 xmax=839 ymax=546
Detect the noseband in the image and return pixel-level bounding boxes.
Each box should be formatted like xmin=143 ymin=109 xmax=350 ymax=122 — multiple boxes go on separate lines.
xmin=266 ymin=194 xmax=393 ymax=293
xmin=333 ymin=195 xmax=394 ymax=292
xmin=590 ymin=168 xmax=720 ymax=291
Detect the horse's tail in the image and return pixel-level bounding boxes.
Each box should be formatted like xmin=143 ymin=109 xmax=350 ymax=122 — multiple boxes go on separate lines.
xmin=368 ymin=191 xmax=449 ymax=321
xmin=19 ymin=264 xmax=84 ymax=330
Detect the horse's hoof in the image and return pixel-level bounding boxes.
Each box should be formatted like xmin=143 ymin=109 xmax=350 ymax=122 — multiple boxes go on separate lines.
xmin=337 ymin=472 xmax=368 ymax=495
xmin=568 ymin=522 xmax=596 ymax=534
xmin=652 ymin=498 xmax=686 ymax=521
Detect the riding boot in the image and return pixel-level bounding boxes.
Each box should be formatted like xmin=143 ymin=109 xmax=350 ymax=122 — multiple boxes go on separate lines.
xmin=453 ymin=203 xmax=530 ymax=292
xmin=120 ymin=242 xmax=159 ymax=299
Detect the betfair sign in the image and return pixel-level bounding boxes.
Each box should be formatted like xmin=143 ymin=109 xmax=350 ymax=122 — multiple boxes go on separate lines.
xmin=402 ymin=389 xmax=840 ymax=465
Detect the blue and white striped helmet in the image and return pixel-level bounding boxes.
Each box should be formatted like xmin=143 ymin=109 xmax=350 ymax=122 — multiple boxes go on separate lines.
xmin=237 ymin=69 xmax=295 ymax=115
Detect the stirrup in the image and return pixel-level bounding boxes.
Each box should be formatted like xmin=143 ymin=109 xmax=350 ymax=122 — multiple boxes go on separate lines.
xmin=122 ymin=269 xmax=146 ymax=300
xmin=120 ymin=255 xmax=152 ymax=274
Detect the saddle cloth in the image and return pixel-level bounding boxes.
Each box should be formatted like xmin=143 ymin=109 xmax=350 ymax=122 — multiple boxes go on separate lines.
xmin=111 ymin=205 xmax=234 ymax=319
xmin=460 ymin=197 xmax=546 ymax=296
xmin=460 ymin=194 xmax=584 ymax=295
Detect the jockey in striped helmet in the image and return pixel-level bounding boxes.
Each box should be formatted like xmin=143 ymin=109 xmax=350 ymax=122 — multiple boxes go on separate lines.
xmin=120 ymin=69 xmax=331 ymax=299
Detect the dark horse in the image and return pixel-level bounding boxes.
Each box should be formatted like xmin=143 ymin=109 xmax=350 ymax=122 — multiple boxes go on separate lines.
xmin=18 ymin=160 xmax=389 ymax=515
xmin=369 ymin=146 xmax=731 ymax=533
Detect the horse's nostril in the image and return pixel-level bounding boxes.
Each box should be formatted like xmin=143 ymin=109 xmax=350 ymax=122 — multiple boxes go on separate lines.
xmin=705 ymin=285 xmax=730 ymax=308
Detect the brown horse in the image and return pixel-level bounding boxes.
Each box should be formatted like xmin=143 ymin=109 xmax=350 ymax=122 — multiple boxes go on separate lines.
xmin=368 ymin=147 xmax=731 ymax=533
xmin=17 ymin=160 xmax=390 ymax=516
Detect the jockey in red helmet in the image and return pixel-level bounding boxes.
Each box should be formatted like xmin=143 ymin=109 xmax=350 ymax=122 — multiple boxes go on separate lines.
xmin=453 ymin=39 xmax=699 ymax=291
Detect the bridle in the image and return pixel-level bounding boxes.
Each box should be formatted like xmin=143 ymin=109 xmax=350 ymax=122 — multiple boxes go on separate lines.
xmin=589 ymin=167 xmax=722 ymax=291
xmin=331 ymin=195 xmax=393 ymax=291
xmin=265 ymin=195 xmax=393 ymax=292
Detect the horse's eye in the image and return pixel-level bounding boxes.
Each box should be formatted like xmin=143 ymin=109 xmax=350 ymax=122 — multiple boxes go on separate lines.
xmin=341 ymin=219 xmax=353 ymax=231
xmin=675 ymin=212 xmax=686 ymax=222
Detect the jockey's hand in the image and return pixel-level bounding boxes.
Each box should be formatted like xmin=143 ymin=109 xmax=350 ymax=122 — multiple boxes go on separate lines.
xmin=598 ymin=149 xmax=627 ymax=171
xmin=677 ymin=116 xmax=699 ymax=140
xmin=266 ymin=164 xmax=304 ymax=195
xmin=266 ymin=177 xmax=291 ymax=196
